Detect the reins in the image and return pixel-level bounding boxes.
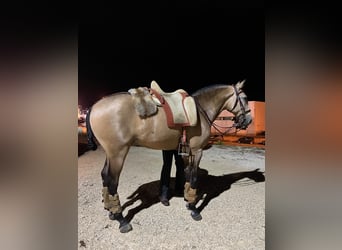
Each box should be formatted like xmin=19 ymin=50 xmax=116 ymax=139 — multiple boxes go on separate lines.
xmin=211 ymin=120 xmax=240 ymax=135
xmin=194 ymin=96 xmax=240 ymax=137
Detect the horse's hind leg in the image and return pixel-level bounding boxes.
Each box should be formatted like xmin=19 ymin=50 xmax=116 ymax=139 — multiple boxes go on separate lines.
xmin=101 ymin=150 xmax=132 ymax=233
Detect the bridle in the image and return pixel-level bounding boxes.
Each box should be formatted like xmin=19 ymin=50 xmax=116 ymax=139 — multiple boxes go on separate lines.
xmin=194 ymin=85 xmax=250 ymax=136
xmin=232 ymin=85 xmax=251 ymax=128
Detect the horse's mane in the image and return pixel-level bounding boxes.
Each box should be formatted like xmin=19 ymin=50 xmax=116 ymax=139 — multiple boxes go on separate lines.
xmin=191 ymin=84 xmax=230 ymax=96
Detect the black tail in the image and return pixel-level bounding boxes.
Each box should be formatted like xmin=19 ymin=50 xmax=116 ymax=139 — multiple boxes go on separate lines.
xmin=86 ymin=107 xmax=98 ymax=151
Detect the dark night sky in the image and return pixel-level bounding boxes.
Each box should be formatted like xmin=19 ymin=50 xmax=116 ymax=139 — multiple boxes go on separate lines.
xmin=79 ymin=7 xmax=264 ymax=108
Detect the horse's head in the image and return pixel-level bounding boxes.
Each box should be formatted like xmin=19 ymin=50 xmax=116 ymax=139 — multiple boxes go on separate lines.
xmin=227 ymin=80 xmax=252 ymax=130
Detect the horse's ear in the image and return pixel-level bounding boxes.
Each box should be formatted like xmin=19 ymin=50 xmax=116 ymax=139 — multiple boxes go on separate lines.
xmin=235 ymin=79 xmax=246 ymax=89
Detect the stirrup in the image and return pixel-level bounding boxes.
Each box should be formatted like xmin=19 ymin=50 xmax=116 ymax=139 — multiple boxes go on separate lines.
xmin=178 ymin=142 xmax=190 ymax=156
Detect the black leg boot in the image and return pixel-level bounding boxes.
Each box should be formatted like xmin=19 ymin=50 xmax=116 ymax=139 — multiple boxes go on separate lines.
xmin=159 ymin=185 xmax=170 ymax=206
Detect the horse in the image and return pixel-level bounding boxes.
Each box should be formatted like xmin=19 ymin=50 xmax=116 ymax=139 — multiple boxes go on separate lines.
xmin=86 ymin=80 xmax=252 ymax=233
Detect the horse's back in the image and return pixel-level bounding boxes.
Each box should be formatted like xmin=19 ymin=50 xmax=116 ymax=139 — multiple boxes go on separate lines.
xmin=91 ymin=93 xmax=134 ymax=122
xmin=89 ymin=92 xmax=182 ymax=151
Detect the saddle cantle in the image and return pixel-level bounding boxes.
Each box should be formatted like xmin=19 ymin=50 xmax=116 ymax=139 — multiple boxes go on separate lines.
xmin=149 ymin=81 xmax=197 ymax=128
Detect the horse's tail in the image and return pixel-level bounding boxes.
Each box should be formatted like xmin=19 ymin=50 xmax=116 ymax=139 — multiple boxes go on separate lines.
xmin=86 ymin=107 xmax=98 ymax=151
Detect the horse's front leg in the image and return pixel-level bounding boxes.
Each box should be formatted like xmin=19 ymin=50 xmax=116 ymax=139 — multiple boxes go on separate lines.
xmin=183 ymin=150 xmax=202 ymax=221
xmin=101 ymin=153 xmax=132 ymax=233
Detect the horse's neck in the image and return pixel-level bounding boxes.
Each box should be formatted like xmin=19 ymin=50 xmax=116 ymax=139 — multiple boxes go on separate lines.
xmin=196 ymin=89 xmax=232 ymax=123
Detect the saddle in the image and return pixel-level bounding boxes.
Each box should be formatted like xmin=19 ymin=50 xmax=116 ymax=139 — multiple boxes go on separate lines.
xmin=149 ymin=81 xmax=197 ymax=128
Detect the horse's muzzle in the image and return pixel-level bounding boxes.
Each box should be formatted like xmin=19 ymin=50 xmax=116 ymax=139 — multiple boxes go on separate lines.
xmin=235 ymin=115 xmax=252 ymax=130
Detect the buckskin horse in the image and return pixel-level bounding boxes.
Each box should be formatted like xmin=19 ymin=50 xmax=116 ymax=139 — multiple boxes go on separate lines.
xmin=86 ymin=80 xmax=252 ymax=233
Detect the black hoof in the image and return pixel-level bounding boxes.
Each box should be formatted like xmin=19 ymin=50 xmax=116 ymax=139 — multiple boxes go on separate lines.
xmin=191 ymin=210 xmax=202 ymax=221
xmin=186 ymin=203 xmax=202 ymax=221
xmin=119 ymin=222 xmax=133 ymax=233
xmin=108 ymin=212 xmax=115 ymax=220
xmin=108 ymin=212 xmax=133 ymax=233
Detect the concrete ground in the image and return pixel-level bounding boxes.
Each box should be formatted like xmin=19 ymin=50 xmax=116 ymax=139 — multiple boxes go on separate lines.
xmin=78 ymin=144 xmax=265 ymax=250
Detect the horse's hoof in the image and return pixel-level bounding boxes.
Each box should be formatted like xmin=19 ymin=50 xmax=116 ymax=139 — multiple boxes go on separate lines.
xmin=119 ymin=223 xmax=133 ymax=233
xmin=191 ymin=211 xmax=202 ymax=221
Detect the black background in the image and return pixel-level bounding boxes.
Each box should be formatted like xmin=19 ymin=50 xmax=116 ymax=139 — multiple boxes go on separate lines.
xmin=79 ymin=6 xmax=264 ymax=108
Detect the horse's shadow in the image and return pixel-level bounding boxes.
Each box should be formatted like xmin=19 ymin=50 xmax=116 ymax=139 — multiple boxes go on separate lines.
xmin=195 ymin=168 xmax=265 ymax=212
xmin=122 ymin=168 xmax=265 ymax=222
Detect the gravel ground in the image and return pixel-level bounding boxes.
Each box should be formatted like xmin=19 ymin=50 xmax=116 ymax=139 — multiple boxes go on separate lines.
xmin=78 ymin=144 xmax=265 ymax=250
